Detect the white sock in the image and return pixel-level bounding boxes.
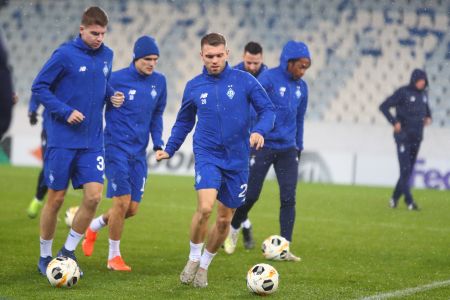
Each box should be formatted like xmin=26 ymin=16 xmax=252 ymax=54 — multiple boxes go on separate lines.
xmin=242 ymin=219 xmax=252 ymax=229
xmin=90 ymin=215 xmax=106 ymax=232
xmin=108 ymin=239 xmax=121 ymax=260
xmin=40 ymin=237 xmax=53 ymax=258
xmin=199 ymin=249 xmax=216 ymax=270
xmin=231 ymin=225 xmax=240 ymax=235
xmin=64 ymin=229 xmax=84 ymax=251
xmin=188 ymin=241 xmax=204 ymax=262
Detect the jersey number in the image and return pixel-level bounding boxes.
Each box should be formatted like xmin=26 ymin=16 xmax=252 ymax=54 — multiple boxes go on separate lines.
xmin=238 ymin=184 xmax=248 ymax=198
xmin=140 ymin=177 xmax=146 ymax=192
xmin=96 ymin=156 xmax=105 ymax=171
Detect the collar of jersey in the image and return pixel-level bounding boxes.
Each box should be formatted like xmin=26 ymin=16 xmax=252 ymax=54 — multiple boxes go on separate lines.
xmin=202 ymin=62 xmax=231 ymax=80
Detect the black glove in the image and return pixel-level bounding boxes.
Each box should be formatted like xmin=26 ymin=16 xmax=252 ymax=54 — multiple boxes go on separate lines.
xmin=153 ymin=146 xmax=163 ymax=151
xmin=297 ymin=150 xmax=302 ymax=161
xmin=29 ymin=112 xmax=38 ymax=125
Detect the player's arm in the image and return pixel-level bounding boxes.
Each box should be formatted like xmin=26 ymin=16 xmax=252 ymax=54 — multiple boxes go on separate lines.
xmin=160 ymin=83 xmax=197 ymax=159
xmin=296 ymin=82 xmax=308 ymax=152
xmin=248 ymin=74 xmax=275 ymax=140
xmin=28 ymin=94 xmax=40 ymax=126
xmin=31 ymin=50 xmax=75 ymax=122
xmin=379 ymin=88 xmax=402 ymax=127
xmin=424 ymin=93 xmax=432 ymax=126
xmin=150 ymin=78 xmax=167 ymax=151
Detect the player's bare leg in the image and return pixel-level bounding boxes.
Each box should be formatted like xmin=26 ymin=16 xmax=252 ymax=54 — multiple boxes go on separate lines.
xmin=180 ymin=189 xmax=216 ymax=284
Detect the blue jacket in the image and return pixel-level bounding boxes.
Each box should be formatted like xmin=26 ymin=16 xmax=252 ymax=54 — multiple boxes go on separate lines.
xmin=233 ymin=61 xmax=268 ymax=78
xmin=31 ymin=36 xmax=114 ymax=149
xmin=105 ymin=63 xmax=167 ymax=156
xmin=258 ymin=42 xmax=309 ymax=150
xmin=379 ymin=69 xmax=431 ymax=142
xmin=165 ymin=63 xmax=275 ymax=171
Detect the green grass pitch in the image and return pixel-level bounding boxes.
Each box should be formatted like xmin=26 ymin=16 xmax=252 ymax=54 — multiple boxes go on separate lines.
xmin=0 ymin=165 xmax=449 ymax=299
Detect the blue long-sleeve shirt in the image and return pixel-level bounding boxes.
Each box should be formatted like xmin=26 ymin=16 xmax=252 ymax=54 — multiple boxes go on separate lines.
xmin=105 ymin=63 xmax=167 ymax=156
xmin=31 ymin=36 xmax=114 ymax=149
xmin=165 ymin=63 xmax=275 ymax=171
xmin=379 ymin=69 xmax=431 ymax=142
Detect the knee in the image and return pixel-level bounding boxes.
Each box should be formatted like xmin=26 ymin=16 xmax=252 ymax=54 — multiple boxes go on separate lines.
xmin=47 ymin=196 xmax=65 ymax=211
xmin=84 ymin=192 xmax=102 ymax=208
xmin=125 ymin=205 xmax=138 ymax=218
xmin=197 ymin=205 xmax=213 ymax=223
xmin=216 ymin=216 xmax=231 ymax=233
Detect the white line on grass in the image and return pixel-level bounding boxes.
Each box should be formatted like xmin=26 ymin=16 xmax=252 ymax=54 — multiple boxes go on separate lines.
xmin=360 ymin=279 xmax=450 ymax=299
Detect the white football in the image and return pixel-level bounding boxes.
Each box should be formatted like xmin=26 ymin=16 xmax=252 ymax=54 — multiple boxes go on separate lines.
xmin=247 ymin=263 xmax=279 ymax=295
xmin=64 ymin=206 xmax=79 ymax=227
xmin=46 ymin=256 xmax=80 ymax=288
xmin=261 ymin=235 xmax=289 ymax=260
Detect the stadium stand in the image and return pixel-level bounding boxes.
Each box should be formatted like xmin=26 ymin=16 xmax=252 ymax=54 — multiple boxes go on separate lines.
xmin=1 ymin=0 xmax=448 ymax=125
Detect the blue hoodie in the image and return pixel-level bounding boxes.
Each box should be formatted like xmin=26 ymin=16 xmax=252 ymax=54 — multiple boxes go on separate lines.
xmin=165 ymin=63 xmax=275 ymax=171
xmin=31 ymin=36 xmax=114 ymax=149
xmin=257 ymin=41 xmax=310 ymax=150
xmin=379 ymin=69 xmax=431 ymax=141
xmin=105 ymin=63 xmax=167 ymax=156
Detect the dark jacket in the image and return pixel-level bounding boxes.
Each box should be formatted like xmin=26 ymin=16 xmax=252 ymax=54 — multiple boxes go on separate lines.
xmin=0 ymin=33 xmax=13 ymax=140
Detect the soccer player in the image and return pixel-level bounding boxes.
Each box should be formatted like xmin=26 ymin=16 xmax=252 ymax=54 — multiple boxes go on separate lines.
xmin=233 ymin=41 xmax=268 ymax=78
xmin=379 ymin=69 xmax=432 ymax=210
xmin=155 ymin=33 xmax=275 ymax=288
xmin=32 ymin=6 xmax=124 ymax=276
xmin=81 ymin=36 xmax=167 ymax=271
xmin=224 ymin=41 xmax=311 ymax=261
xmin=232 ymin=41 xmax=268 ymax=249
xmin=27 ymin=95 xmax=48 ymax=218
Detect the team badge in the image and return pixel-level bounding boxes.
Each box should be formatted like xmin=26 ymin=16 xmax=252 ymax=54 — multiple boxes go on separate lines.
xmin=49 ymin=172 xmax=55 ymax=184
xmin=151 ymin=85 xmax=157 ymax=99
xmin=295 ymin=86 xmax=301 ymax=99
xmin=399 ymin=144 xmax=405 ymax=153
xmin=196 ymin=173 xmax=202 ymax=184
xmin=227 ymin=85 xmax=235 ymax=99
xmin=423 ymin=95 xmax=427 ymax=103
xmin=103 ymin=62 xmax=109 ymax=76
xmin=410 ymin=96 xmax=416 ymax=102
xmin=128 ymin=89 xmax=136 ymax=100
xmin=279 ymin=86 xmax=286 ymax=97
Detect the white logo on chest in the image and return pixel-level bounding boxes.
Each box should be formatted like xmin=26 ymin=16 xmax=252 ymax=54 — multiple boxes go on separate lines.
xmin=151 ymin=85 xmax=157 ymax=99
xmin=128 ymin=89 xmax=136 ymax=100
xmin=410 ymin=96 xmax=416 ymax=102
xmin=103 ymin=62 xmax=109 ymax=76
xmin=200 ymin=92 xmax=208 ymax=105
xmin=295 ymin=86 xmax=301 ymax=99
xmin=226 ymin=85 xmax=235 ymax=99
xmin=279 ymin=86 xmax=286 ymax=97
xmin=79 ymin=66 xmax=87 ymax=72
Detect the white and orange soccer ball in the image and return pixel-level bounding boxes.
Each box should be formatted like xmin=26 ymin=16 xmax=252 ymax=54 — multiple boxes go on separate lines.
xmin=247 ymin=263 xmax=279 ymax=295
xmin=261 ymin=235 xmax=289 ymax=260
xmin=46 ymin=256 xmax=80 ymax=288
xmin=64 ymin=206 xmax=79 ymax=227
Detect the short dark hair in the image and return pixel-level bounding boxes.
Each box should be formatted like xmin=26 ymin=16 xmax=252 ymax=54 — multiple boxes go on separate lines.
xmin=244 ymin=42 xmax=263 ymax=55
xmin=201 ymin=33 xmax=226 ymax=48
xmin=81 ymin=6 xmax=108 ymax=27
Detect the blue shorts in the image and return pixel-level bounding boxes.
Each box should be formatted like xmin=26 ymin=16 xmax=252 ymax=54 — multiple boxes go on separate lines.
xmin=194 ymin=163 xmax=248 ymax=208
xmin=105 ymin=147 xmax=147 ymax=202
xmin=44 ymin=147 xmax=105 ymax=190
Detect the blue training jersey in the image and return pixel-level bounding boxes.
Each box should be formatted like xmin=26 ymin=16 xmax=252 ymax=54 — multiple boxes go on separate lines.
xmin=165 ymin=63 xmax=275 ymax=171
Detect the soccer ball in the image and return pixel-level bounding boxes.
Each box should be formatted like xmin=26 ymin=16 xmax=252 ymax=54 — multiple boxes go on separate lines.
xmin=46 ymin=256 xmax=80 ymax=288
xmin=247 ymin=263 xmax=279 ymax=295
xmin=64 ymin=206 xmax=79 ymax=227
xmin=261 ymin=235 xmax=289 ymax=260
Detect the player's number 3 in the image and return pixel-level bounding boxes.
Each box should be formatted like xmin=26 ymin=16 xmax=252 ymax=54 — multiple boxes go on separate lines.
xmin=96 ymin=156 xmax=105 ymax=171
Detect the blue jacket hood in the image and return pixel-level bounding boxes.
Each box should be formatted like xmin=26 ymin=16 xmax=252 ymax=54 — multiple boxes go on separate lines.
xmin=279 ymin=41 xmax=311 ymax=72
xmin=409 ymin=69 xmax=428 ymax=90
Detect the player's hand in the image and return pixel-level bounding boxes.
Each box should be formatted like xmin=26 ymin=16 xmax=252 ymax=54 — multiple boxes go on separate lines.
xmin=67 ymin=110 xmax=85 ymax=125
xmin=155 ymin=150 xmax=170 ymax=161
xmin=29 ymin=112 xmax=38 ymax=126
xmin=297 ymin=149 xmax=302 ymax=161
xmin=111 ymin=91 xmax=125 ymax=108
xmin=12 ymin=93 xmax=19 ymax=105
xmin=424 ymin=117 xmax=432 ymax=126
xmin=250 ymin=132 xmax=264 ymax=150
xmin=393 ymin=122 xmax=401 ymax=133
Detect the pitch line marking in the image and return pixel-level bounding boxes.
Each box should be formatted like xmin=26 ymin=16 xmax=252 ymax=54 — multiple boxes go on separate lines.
xmin=360 ymin=279 xmax=450 ymax=299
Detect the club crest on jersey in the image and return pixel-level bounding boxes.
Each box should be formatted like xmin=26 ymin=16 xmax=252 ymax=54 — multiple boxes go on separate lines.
xmin=151 ymin=85 xmax=157 ymax=99
xmin=279 ymin=86 xmax=286 ymax=97
xmin=399 ymin=144 xmax=405 ymax=153
xmin=423 ymin=95 xmax=427 ymax=103
xmin=128 ymin=89 xmax=136 ymax=100
xmin=103 ymin=62 xmax=109 ymax=77
xmin=410 ymin=96 xmax=416 ymax=102
xmin=200 ymin=92 xmax=208 ymax=105
xmin=226 ymin=85 xmax=235 ymax=99
xmin=295 ymin=86 xmax=301 ymax=99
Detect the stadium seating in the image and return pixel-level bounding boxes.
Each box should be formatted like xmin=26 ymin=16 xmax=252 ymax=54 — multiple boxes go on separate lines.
xmin=1 ymin=0 xmax=448 ymax=125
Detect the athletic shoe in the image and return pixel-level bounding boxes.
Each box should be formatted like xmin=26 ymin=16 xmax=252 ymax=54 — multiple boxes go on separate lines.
xmin=242 ymin=226 xmax=255 ymax=249
xmin=81 ymin=227 xmax=97 ymax=256
xmin=193 ymin=267 xmax=208 ymax=288
xmin=57 ymin=247 xmax=83 ymax=277
xmin=389 ymin=198 xmax=397 ymax=209
xmin=37 ymin=256 xmax=52 ymax=276
xmin=27 ymin=198 xmax=43 ymax=219
xmin=223 ymin=227 xmax=239 ymax=254
xmin=408 ymin=202 xmax=419 ymax=211
xmin=107 ymin=256 xmax=131 ymax=271
xmin=180 ymin=260 xmax=200 ymax=284
xmin=285 ymin=251 xmax=301 ymax=262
